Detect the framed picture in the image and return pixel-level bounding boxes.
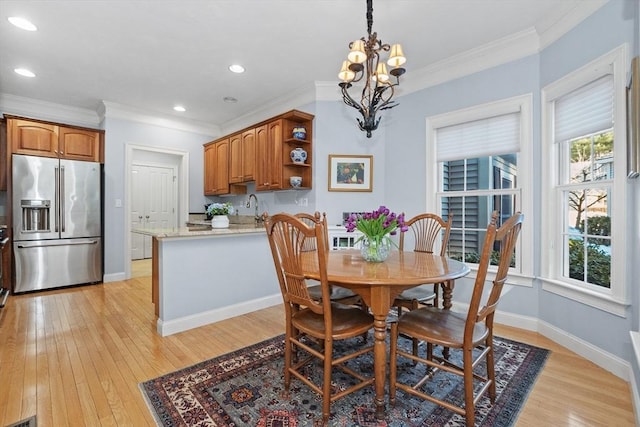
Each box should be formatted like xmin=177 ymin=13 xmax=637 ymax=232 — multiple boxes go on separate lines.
xmin=328 ymin=154 xmax=373 ymax=192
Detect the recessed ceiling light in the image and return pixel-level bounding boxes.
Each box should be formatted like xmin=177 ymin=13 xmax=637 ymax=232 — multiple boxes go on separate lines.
xmin=228 ymin=64 xmax=245 ymax=74
xmin=14 ymin=68 xmax=35 ymax=78
xmin=173 ymin=105 xmax=186 ymax=112
xmin=8 ymin=17 xmax=37 ymax=31
xmin=223 ymin=97 xmax=238 ymax=103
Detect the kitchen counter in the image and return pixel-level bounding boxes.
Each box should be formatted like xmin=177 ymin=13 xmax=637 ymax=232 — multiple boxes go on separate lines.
xmin=132 ymin=220 xmax=279 ymax=337
xmin=132 ymin=223 xmax=265 ymax=239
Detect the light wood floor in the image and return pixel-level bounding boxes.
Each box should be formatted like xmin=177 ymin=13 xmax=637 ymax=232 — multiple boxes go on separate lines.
xmin=0 ymin=260 xmax=635 ymax=426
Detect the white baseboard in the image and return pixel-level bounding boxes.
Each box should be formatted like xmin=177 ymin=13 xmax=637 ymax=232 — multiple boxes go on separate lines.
xmin=157 ymin=294 xmax=282 ymax=336
xmin=629 ymin=332 xmax=640 ymax=425
xmin=453 ymin=302 xmax=631 ymax=381
xmin=103 ymin=272 xmax=126 ymax=283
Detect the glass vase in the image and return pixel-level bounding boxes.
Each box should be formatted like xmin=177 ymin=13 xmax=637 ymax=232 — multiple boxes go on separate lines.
xmin=360 ymin=237 xmax=391 ymax=262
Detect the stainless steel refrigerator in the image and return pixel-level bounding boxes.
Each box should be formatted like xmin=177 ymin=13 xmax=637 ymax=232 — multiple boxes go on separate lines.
xmin=12 ymin=154 xmax=102 ymax=293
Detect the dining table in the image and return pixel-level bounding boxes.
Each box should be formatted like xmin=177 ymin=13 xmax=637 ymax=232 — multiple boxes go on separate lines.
xmin=301 ymin=249 xmax=470 ymax=420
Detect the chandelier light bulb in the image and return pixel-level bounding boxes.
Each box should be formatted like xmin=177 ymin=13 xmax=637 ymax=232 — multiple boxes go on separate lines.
xmin=387 ymin=44 xmax=406 ymax=67
xmin=348 ymin=40 xmax=366 ymax=64
xmin=338 ymin=61 xmax=356 ymax=82
xmin=375 ymin=63 xmax=389 ymax=83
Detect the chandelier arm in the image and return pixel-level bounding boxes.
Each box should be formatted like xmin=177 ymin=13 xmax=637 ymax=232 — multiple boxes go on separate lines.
xmin=341 ymin=86 xmax=367 ymax=115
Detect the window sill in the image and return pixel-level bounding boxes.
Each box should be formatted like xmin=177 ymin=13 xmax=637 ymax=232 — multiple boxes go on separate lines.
xmin=465 ymin=266 xmax=534 ymax=287
xmin=541 ymin=277 xmax=629 ymax=317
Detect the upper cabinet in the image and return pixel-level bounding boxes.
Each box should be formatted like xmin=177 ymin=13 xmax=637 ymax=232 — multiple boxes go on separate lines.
xmin=279 ymin=110 xmax=313 ymax=191
xmin=204 ymin=109 xmax=313 ymax=195
xmin=7 ymin=116 xmax=104 ymax=163
xmin=229 ymin=129 xmax=255 ymax=183
xmin=204 ymin=139 xmax=229 ymax=196
xmin=255 ymin=120 xmax=283 ymax=191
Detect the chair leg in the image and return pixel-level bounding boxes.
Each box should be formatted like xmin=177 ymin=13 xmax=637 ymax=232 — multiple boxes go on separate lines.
xmin=463 ymin=348 xmax=475 ymax=426
xmin=284 ymin=329 xmax=292 ymax=392
xmin=486 ymin=336 xmax=497 ymax=402
xmin=411 ymin=299 xmax=419 ymax=358
xmin=322 ymin=338 xmax=332 ymax=423
xmin=389 ymin=322 xmax=399 ymax=406
xmin=360 ymin=301 xmax=369 ymax=342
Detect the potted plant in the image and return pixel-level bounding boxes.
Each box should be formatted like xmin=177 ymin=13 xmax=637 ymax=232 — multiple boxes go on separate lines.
xmin=206 ymin=202 xmax=235 ymax=228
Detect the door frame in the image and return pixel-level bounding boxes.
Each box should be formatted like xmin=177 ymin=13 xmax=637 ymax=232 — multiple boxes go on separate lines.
xmin=124 ymin=144 xmax=189 ymax=279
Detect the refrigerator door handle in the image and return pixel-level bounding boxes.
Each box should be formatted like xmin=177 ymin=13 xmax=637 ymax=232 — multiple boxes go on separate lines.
xmin=17 ymin=240 xmax=99 ymax=249
xmin=54 ymin=166 xmax=60 ymax=232
xmin=60 ymin=165 xmax=65 ymax=232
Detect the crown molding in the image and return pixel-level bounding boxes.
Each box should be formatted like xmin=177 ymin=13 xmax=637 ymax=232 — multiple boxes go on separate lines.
xmin=0 ymin=93 xmax=102 ymax=128
xmin=403 ymin=28 xmax=541 ymax=96
xmin=219 ymin=81 xmax=317 ymax=135
xmin=316 ymin=28 xmax=540 ymax=102
xmin=100 ymin=101 xmax=219 ymax=136
xmin=537 ymin=0 xmax=609 ymax=49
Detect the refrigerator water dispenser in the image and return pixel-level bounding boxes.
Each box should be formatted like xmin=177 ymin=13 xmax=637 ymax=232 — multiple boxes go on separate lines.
xmin=21 ymin=199 xmax=51 ymax=232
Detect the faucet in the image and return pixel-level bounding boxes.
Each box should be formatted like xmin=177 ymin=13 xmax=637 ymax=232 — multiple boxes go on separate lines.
xmin=247 ymin=194 xmax=261 ymax=223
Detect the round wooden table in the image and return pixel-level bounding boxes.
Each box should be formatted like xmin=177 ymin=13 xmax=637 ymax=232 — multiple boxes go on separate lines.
xmin=302 ymin=249 xmax=470 ymax=420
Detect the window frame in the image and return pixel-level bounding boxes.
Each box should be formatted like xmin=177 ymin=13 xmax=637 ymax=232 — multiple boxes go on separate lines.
xmin=540 ymin=45 xmax=630 ymax=317
xmin=425 ymin=94 xmax=534 ymax=287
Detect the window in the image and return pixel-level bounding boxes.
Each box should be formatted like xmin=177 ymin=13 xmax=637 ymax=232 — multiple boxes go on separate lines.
xmin=426 ymin=95 xmax=534 ymax=284
xmin=541 ymin=45 xmax=629 ymax=316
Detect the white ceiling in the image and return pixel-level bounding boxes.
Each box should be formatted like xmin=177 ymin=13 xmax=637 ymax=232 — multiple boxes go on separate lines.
xmin=0 ymin=0 xmax=608 ymax=131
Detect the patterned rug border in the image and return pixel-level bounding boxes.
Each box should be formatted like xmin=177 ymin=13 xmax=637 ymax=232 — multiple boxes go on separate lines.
xmin=140 ymin=333 xmax=550 ymax=426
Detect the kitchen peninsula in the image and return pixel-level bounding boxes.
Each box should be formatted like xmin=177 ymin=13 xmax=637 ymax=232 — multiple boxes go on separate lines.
xmin=133 ymin=223 xmax=280 ymax=336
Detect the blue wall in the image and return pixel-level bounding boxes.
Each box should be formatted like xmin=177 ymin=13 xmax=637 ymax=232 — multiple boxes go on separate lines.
xmin=97 ymin=0 xmax=638 ymax=367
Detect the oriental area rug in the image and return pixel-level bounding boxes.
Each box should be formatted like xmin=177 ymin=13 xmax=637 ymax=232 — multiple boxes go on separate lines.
xmin=140 ymin=333 xmax=549 ymax=426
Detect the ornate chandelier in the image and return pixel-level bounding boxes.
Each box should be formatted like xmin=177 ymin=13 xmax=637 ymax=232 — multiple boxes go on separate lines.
xmin=338 ymin=0 xmax=406 ymax=138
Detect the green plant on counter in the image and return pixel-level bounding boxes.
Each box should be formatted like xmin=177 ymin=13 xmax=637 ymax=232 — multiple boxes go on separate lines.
xmin=206 ymin=202 xmax=235 ymax=216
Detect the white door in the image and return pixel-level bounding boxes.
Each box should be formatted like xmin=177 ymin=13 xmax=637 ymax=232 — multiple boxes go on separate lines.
xmin=131 ymin=164 xmax=177 ymax=260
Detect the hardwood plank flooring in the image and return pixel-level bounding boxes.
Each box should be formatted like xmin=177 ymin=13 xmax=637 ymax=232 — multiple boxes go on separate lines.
xmin=0 ymin=260 xmax=635 ymax=426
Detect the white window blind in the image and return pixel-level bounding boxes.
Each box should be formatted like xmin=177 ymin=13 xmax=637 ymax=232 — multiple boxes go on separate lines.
xmin=436 ymin=112 xmax=520 ymax=162
xmin=554 ymin=74 xmax=613 ymax=142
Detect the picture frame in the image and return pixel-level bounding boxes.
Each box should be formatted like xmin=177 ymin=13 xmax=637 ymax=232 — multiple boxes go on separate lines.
xmin=328 ymin=154 xmax=373 ymax=192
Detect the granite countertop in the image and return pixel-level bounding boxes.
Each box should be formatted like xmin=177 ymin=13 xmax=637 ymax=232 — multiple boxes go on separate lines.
xmin=133 ymin=214 xmax=265 ymax=239
xmin=132 ymin=224 xmax=265 ymax=239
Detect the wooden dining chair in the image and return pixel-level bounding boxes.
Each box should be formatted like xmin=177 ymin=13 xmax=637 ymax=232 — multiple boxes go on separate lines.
xmin=295 ymin=212 xmax=361 ymax=305
xmin=264 ymin=212 xmax=375 ymax=423
xmin=394 ymin=212 xmax=453 ymax=356
xmin=389 ymin=211 xmax=524 ymax=426
xmin=395 ymin=212 xmax=453 ymax=311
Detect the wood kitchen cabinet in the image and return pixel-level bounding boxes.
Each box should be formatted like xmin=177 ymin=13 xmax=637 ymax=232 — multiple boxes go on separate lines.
xmin=256 ymin=110 xmax=314 ymax=191
xmin=279 ymin=110 xmax=314 ymax=191
xmin=7 ymin=116 xmax=104 ymax=162
xmin=229 ymin=129 xmax=255 ymax=183
xmin=204 ymin=139 xmax=229 ymax=195
xmin=202 ymin=109 xmax=314 ymax=195
xmin=255 ymin=120 xmax=283 ymax=191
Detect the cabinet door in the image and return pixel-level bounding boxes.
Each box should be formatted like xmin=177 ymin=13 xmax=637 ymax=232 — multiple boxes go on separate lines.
xmin=59 ymin=127 xmax=101 ymax=162
xmin=241 ymin=128 xmax=255 ymax=181
xmin=204 ymin=143 xmax=216 ymax=195
xmin=214 ymin=140 xmax=230 ymax=194
xmin=228 ymin=133 xmax=242 ymax=183
xmin=255 ymin=122 xmax=282 ymax=191
xmin=9 ymin=119 xmax=58 ymax=158
xmin=267 ymin=120 xmax=283 ymax=189
xmin=255 ymin=125 xmax=269 ymax=191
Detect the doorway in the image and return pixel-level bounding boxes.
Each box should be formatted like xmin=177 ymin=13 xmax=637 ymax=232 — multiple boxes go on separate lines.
xmin=124 ymin=144 xmax=189 ymax=279
xmin=130 ymin=163 xmax=177 ymax=260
